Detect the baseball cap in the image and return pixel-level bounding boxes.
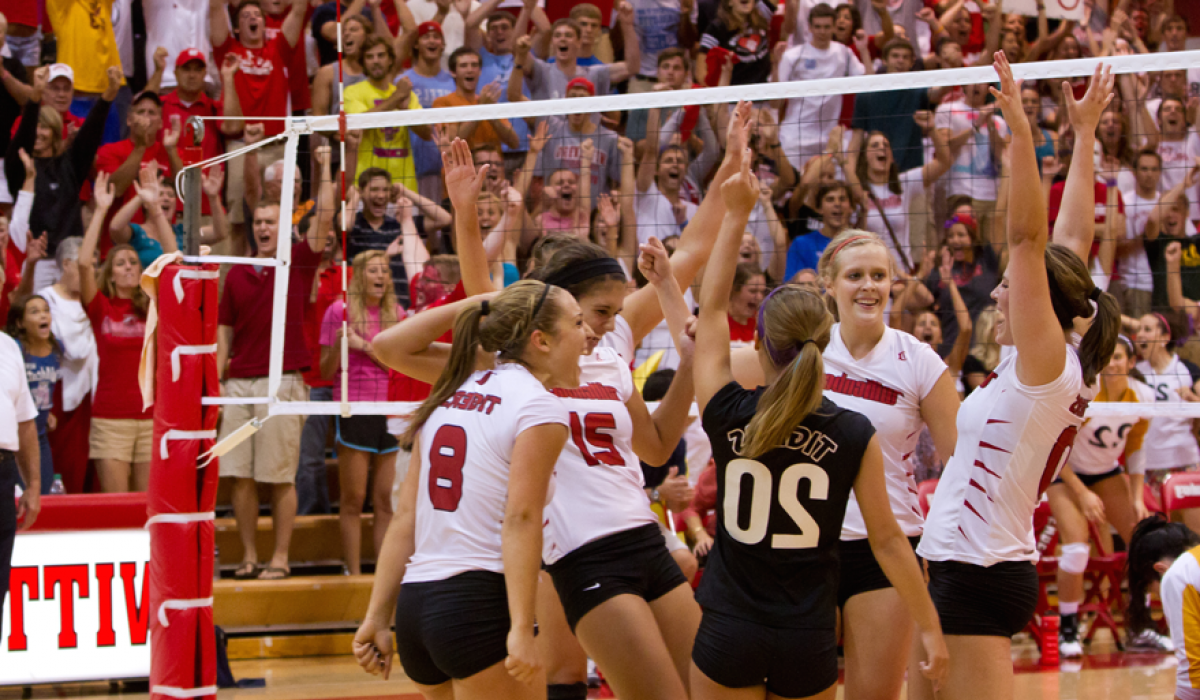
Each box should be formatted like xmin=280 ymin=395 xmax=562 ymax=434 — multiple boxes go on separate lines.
xmin=417 ymin=21 xmax=443 ymax=38
xmin=565 ymin=77 xmax=595 ymax=96
xmin=132 ymin=90 xmax=162 ymax=107
xmin=176 ymin=48 xmax=208 ymax=69
xmin=47 ymin=63 xmax=74 ymax=86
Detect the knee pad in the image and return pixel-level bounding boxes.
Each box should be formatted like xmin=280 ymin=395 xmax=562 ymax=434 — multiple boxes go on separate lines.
xmin=1059 ymin=542 xmax=1090 ymax=574
xmin=548 ymin=683 xmax=589 ymax=700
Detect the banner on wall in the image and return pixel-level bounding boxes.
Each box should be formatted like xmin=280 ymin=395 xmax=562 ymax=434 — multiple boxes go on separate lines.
xmin=1005 ymin=0 xmax=1085 ymax=21
xmin=1 ymin=530 xmax=151 ymax=685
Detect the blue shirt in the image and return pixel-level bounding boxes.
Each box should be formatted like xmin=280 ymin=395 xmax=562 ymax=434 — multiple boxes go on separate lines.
xmin=128 ymin=222 xmax=187 ymax=269
xmin=478 ymin=45 xmax=531 ymax=152
xmin=401 ymin=69 xmax=456 ymax=177
xmin=19 ymin=342 xmax=59 ymax=413
xmin=785 ymin=231 xmax=832 ymax=281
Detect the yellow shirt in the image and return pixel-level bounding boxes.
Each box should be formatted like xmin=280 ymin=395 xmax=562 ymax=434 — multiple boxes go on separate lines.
xmin=45 ymin=0 xmax=125 ymax=94
xmin=344 ymin=80 xmax=421 ymax=193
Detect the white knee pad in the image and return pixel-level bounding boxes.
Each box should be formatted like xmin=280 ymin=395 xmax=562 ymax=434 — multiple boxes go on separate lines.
xmin=1059 ymin=543 xmax=1091 ymax=574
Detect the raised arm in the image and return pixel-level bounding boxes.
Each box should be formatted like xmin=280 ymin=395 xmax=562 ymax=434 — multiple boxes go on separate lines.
xmin=210 ymin=0 xmax=232 ymax=50
xmin=373 ymin=295 xmax=496 ymax=382
xmin=308 ymin=145 xmax=335 ymax=254
xmin=609 ymin=2 xmax=640 ymax=84
xmin=1051 ymin=62 xmax=1115 ymax=263
xmin=695 ymin=150 xmax=760 ymax=413
xmin=444 ymin=139 xmax=497 ymax=295
xmin=79 ymin=172 xmax=116 ymax=306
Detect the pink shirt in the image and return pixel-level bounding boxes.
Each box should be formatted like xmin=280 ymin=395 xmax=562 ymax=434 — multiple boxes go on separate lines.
xmin=319 ymin=300 xmax=399 ymax=402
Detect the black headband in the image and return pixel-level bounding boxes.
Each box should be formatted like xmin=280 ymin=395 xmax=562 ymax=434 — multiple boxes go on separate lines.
xmin=542 ymin=257 xmax=626 ymax=290
xmin=531 ymin=283 xmax=552 ymax=320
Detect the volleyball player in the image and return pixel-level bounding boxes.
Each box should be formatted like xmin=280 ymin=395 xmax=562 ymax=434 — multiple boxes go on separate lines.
xmin=912 ymin=54 xmax=1120 ymax=700
xmin=1126 ymin=517 xmax=1200 ymax=699
xmin=1048 ymin=335 xmax=1152 ymax=657
xmin=689 ymin=152 xmax=948 ymax=700
xmin=352 ymin=280 xmax=587 ymax=700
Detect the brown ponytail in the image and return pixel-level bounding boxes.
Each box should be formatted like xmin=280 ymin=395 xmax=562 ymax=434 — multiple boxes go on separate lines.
xmin=742 ymin=286 xmax=834 ymax=459
xmin=399 ymin=280 xmax=565 ymax=449
xmin=1044 ymin=243 xmax=1120 ymax=386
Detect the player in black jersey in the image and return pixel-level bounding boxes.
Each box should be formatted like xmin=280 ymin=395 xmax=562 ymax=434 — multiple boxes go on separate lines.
xmin=687 ymin=154 xmax=949 ymax=699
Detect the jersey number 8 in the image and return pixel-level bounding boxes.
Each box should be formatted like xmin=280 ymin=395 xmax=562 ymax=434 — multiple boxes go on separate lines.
xmin=724 ymin=459 xmax=829 ymax=549
xmin=429 ymin=424 xmax=467 ymax=511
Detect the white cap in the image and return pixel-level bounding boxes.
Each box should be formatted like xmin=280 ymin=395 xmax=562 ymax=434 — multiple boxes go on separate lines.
xmin=47 ymin=63 xmax=74 ymax=86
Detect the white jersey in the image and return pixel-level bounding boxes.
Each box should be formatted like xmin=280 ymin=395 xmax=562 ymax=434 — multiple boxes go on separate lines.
xmin=1067 ymin=381 xmax=1153 ymax=477
xmin=1137 ymin=354 xmax=1200 ymax=470
xmin=918 ymin=349 xmax=1095 ymax=566
xmin=1161 ymin=546 xmax=1200 ymax=700
xmin=863 ymin=168 xmax=926 ymax=270
xmin=404 ymin=364 xmax=568 ymax=583
xmin=824 ymin=326 xmax=947 ymax=539
xmin=543 ymin=315 xmax=659 ymax=563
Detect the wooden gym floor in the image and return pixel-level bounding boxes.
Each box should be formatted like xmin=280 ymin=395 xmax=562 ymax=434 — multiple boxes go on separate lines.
xmin=0 ymin=632 xmax=1183 ymax=700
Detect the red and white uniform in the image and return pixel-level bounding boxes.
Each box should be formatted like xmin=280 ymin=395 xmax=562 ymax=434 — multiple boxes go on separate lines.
xmin=543 ymin=315 xmax=659 ymax=564
xmin=404 ymin=363 xmax=567 ymax=583
xmin=919 ymin=349 xmax=1095 ymax=566
xmin=1137 ymin=354 xmax=1200 ymax=471
xmin=823 ymin=326 xmax=946 ymax=540
xmin=1067 ymin=381 xmax=1153 ymax=477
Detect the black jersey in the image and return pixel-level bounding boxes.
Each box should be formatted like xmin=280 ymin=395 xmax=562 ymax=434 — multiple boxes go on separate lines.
xmin=697 ymin=382 xmax=875 ymax=628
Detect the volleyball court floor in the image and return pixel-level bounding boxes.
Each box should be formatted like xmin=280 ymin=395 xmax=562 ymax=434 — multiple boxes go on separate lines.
xmin=0 ymin=631 xmax=1179 ymax=700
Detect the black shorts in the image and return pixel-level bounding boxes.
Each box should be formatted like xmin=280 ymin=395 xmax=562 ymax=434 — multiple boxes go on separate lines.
xmin=393 ymin=571 xmax=510 ymax=685
xmin=692 ymin=608 xmax=838 ymax=698
xmin=837 ymin=536 xmax=921 ymax=608
xmin=927 ymin=560 xmax=1038 ymax=638
xmin=1052 ymin=466 xmax=1122 ymax=488
xmin=546 ymin=523 xmax=688 ymax=632
xmin=336 ymin=414 xmax=399 ymax=454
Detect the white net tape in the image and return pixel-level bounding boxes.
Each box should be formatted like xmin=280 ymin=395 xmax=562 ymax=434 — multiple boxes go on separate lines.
xmin=182 ymin=50 xmax=1200 ymax=421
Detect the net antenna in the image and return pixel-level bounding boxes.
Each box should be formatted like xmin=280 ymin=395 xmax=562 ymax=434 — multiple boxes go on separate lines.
xmin=178 ymin=49 xmax=1200 ymax=425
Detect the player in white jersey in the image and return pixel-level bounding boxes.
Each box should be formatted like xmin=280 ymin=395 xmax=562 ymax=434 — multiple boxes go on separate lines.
xmin=913 ymin=54 xmax=1121 ymax=700
xmin=1135 ymin=312 xmax=1200 ymax=529
xmin=1127 ymin=517 xmax=1200 ymax=698
xmin=386 ymin=131 xmax=752 ymax=700
xmin=1047 ymin=336 xmax=1152 ymax=657
xmin=352 ymin=280 xmax=587 ymax=699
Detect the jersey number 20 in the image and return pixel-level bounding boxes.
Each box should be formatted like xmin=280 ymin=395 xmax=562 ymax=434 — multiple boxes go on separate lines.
xmin=429 ymin=424 xmax=467 ymax=511
xmin=723 ymin=459 xmax=828 ymax=549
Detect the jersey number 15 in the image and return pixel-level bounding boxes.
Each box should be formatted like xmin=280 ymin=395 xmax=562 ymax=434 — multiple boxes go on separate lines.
xmin=724 ymin=459 xmax=829 ymax=549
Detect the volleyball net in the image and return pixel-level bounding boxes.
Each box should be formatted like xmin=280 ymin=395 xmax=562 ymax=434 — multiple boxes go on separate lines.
xmin=181 ymin=49 xmax=1200 ymax=431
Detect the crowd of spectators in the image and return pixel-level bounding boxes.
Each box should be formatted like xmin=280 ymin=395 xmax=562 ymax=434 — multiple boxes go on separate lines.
xmin=0 ymin=0 xmax=1197 ymax=578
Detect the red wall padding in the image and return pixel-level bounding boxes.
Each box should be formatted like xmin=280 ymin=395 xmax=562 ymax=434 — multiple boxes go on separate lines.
xmin=148 ymin=264 xmax=220 ymax=700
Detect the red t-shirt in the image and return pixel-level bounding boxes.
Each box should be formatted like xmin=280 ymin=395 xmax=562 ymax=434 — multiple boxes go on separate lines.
xmin=219 ymin=242 xmax=322 ymax=378
xmin=1048 ymin=180 xmax=1125 ymax=273
xmin=302 ymin=266 xmax=342 ymax=388
xmin=386 ymin=281 xmax=467 ymax=404
xmin=86 ymin=294 xmax=152 ymax=420
xmin=92 ymin=138 xmax=171 ymax=254
xmin=728 ymin=314 xmax=756 ymax=343
xmin=11 ymin=108 xmax=84 ymax=139
xmin=161 ymin=90 xmax=225 ymax=216
xmin=264 ymin=8 xmax=313 ymax=113
xmin=0 ymin=242 xmax=21 ymax=324
xmin=213 ymin=34 xmax=295 ymax=138
xmin=0 ymin=0 xmax=38 ymax=26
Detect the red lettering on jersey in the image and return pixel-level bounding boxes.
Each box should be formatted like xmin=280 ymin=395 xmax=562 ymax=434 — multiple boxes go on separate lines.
xmin=979 ymin=371 xmax=999 ymax=389
xmin=824 ymin=374 xmax=901 ymax=406
xmin=1068 ymin=395 xmax=1090 ymax=419
xmin=552 ymin=382 xmax=621 ymax=401
xmin=442 ymin=391 xmax=503 ymax=415
xmin=477 ymin=371 xmax=494 ymax=385
xmin=898 ymin=351 xmax=907 ymax=361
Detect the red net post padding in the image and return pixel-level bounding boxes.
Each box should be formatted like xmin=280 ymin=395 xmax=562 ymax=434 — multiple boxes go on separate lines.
xmin=148 ymin=263 xmax=220 ymax=700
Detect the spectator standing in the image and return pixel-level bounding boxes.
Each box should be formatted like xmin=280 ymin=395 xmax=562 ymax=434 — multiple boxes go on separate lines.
xmin=1122 ymin=149 xmax=1169 ymax=319
xmin=143 ymin=0 xmax=211 ymax=91
xmin=311 ymin=0 xmax=394 ymax=67
xmin=698 ymin=0 xmax=776 ymax=86
xmin=851 ymin=38 xmax=930 ymax=172
xmin=1157 ymin=97 xmax=1200 ymax=223
xmin=777 ymin=3 xmax=865 ymax=174
xmin=625 ymin=0 xmax=694 ymax=92
xmin=44 ymin=0 xmax=125 ymax=99
xmin=784 ymin=180 xmax=852 ymax=279
xmin=6 ymin=294 xmax=57 ymax=495
xmin=1146 ymin=162 xmax=1200 ymax=316
xmin=626 ymin=47 xmax=691 ymax=145
xmin=511 ymin=8 xmax=639 ymax=104
xmin=262 ymin=0 xmax=315 ymax=114
xmin=93 ymin=91 xmax=173 ymax=249
xmin=347 ymin=167 xmax=428 ymax=308
xmin=0 ymin=4 xmax=42 ymax=67
xmin=405 ymin=0 xmax=483 ymax=70
xmin=162 ymin=50 xmax=226 ymax=165
xmin=6 ymin=67 xmax=120 ymax=291
xmin=216 ymin=147 xmax=334 ymax=581
xmin=211 ymin=0 xmax=306 ymax=239
xmin=311 ymin=15 xmax=372 ymax=118
xmin=400 ymin=22 xmax=456 ymax=201
xmin=77 ymin=174 xmax=153 ymax=493
xmin=9 ymin=64 xmax=83 ymax=147
xmin=0 ymin=326 xmax=40 ymax=629
xmin=0 ymin=14 xmax=31 ymax=213
xmin=297 ymin=242 xmax=341 ymax=515
xmin=344 ymin=36 xmax=427 ymax=191
xmin=433 ymin=48 xmax=519 ymax=152
xmin=534 ymin=78 xmax=621 ymax=212
xmin=468 ymin=0 xmax=542 ymax=160
xmin=934 ymin=82 xmax=1008 ymax=248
